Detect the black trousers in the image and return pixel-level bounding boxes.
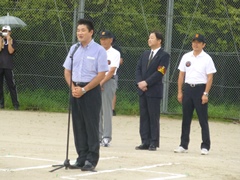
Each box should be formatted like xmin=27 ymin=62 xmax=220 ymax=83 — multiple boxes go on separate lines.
xmin=0 ymin=68 xmax=19 ymax=108
xmin=71 ymin=85 xmax=101 ymax=167
xmin=180 ymin=84 xmax=210 ymax=150
xmin=139 ymin=94 xmax=161 ymax=147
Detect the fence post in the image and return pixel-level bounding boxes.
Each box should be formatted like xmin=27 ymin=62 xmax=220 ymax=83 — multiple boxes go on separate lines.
xmin=72 ymin=0 xmax=85 ymax=44
xmin=163 ymin=0 xmax=174 ymax=113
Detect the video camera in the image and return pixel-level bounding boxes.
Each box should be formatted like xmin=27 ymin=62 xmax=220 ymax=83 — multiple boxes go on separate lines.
xmin=0 ymin=32 xmax=8 ymax=37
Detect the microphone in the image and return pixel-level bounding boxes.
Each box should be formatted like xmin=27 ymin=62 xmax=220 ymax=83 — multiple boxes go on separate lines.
xmin=70 ymin=43 xmax=80 ymax=58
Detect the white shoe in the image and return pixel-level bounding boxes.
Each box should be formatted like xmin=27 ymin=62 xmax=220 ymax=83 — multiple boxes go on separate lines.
xmin=174 ymin=146 xmax=188 ymax=153
xmin=102 ymin=138 xmax=110 ymax=147
xmin=201 ymin=148 xmax=209 ymax=155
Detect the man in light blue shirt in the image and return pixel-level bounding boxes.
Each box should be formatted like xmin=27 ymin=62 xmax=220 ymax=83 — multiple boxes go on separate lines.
xmin=63 ymin=19 xmax=108 ymax=171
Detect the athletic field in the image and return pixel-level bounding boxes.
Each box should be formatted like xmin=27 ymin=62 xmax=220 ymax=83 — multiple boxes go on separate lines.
xmin=0 ymin=110 xmax=239 ymax=180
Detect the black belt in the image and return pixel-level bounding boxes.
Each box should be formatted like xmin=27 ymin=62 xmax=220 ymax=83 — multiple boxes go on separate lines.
xmin=185 ymin=83 xmax=206 ymax=87
xmin=73 ymin=82 xmax=89 ymax=87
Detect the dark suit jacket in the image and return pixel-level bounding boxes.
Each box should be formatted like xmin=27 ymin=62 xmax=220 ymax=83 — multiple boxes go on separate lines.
xmin=136 ymin=48 xmax=170 ymax=98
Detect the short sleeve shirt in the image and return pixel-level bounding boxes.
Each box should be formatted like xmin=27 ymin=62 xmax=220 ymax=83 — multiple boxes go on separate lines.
xmin=106 ymin=46 xmax=120 ymax=75
xmin=0 ymin=39 xmax=17 ymax=69
xmin=63 ymin=40 xmax=108 ymax=82
xmin=178 ymin=50 xmax=217 ymax=84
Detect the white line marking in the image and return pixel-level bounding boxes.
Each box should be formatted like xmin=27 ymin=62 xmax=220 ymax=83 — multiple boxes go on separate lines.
xmin=61 ymin=168 xmax=125 ymax=179
xmin=127 ymin=163 xmax=179 ymax=170
xmin=148 ymin=175 xmax=186 ymax=180
xmin=133 ymin=170 xmax=186 ymax=180
xmin=60 ymin=163 xmax=186 ymax=180
xmin=100 ymin=156 xmax=119 ymax=160
xmin=0 ymin=165 xmax=52 ymax=172
xmin=0 ymin=155 xmax=186 ymax=180
xmin=0 ymin=155 xmax=118 ymax=172
xmin=0 ymin=155 xmax=61 ymax=163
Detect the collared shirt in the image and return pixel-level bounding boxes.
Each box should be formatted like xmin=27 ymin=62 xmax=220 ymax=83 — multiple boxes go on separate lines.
xmin=150 ymin=47 xmax=161 ymax=59
xmin=63 ymin=39 xmax=108 ymax=82
xmin=106 ymin=46 xmax=120 ymax=75
xmin=178 ymin=50 xmax=217 ymax=84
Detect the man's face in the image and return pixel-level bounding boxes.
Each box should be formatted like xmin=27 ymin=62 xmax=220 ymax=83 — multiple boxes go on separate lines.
xmin=100 ymin=37 xmax=113 ymax=50
xmin=148 ymin=33 xmax=161 ymax=49
xmin=192 ymin=40 xmax=206 ymax=52
xmin=76 ymin=24 xmax=93 ymax=44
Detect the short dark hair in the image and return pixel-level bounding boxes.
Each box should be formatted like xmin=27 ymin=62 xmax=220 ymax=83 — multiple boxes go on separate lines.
xmin=77 ymin=18 xmax=94 ymax=32
xmin=150 ymin=31 xmax=164 ymax=44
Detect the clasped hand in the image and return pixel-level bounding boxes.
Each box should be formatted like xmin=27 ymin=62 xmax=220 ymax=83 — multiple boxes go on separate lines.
xmin=72 ymin=86 xmax=83 ymax=98
xmin=138 ymin=81 xmax=148 ymax=91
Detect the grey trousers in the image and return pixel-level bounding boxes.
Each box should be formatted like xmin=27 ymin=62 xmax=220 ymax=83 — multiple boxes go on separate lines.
xmin=99 ymin=79 xmax=116 ymax=141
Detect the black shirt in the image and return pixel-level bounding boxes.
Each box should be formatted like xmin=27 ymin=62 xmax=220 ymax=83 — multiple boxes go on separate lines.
xmin=0 ymin=39 xmax=17 ymax=69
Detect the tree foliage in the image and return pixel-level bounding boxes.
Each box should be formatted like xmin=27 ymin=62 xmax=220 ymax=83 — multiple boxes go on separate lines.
xmin=174 ymin=0 xmax=240 ymax=52
xmin=1 ymin=0 xmax=239 ymax=51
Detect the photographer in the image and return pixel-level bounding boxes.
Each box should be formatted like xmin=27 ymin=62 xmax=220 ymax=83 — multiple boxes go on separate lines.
xmin=0 ymin=25 xmax=19 ymax=110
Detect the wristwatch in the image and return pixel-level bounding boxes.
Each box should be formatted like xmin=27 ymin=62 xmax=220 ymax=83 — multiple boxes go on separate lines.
xmin=82 ymin=88 xmax=86 ymax=94
xmin=203 ymin=92 xmax=209 ymax=97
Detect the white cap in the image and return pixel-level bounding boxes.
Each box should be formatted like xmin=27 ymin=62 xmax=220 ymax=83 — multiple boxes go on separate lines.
xmin=2 ymin=25 xmax=11 ymax=31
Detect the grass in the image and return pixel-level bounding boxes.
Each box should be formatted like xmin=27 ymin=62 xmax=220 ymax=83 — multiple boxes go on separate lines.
xmin=4 ymin=89 xmax=68 ymax=112
xmin=2 ymin=89 xmax=239 ymax=122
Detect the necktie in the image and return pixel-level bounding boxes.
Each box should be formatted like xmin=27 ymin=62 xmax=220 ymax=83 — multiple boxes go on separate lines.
xmin=147 ymin=51 xmax=154 ymax=67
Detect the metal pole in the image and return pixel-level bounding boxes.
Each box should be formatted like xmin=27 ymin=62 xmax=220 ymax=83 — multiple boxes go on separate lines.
xmin=77 ymin=0 xmax=85 ymax=20
xmin=72 ymin=9 xmax=77 ymax=44
xmin=162 ymin=0 xmax=174 ymax=113
xmin=72 ymin=0 xmax=85 ymax=44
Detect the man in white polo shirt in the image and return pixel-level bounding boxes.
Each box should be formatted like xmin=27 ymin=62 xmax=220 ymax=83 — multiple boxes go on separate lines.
xmin=99 ymin=30 xmax=120 ymax=147
xmin=174 ymin=33 xmax=216 ymax=155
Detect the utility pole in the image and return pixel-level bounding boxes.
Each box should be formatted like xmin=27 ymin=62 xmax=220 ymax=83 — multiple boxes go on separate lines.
xmin=162 ymin=0 xmax=174 ymax=113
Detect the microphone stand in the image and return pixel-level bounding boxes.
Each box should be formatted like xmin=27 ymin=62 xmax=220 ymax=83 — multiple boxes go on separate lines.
xmin=50 ymin=43 xmax=80 ymax=172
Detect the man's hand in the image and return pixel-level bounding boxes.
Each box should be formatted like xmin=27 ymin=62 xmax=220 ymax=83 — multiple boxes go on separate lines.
xmin=72 ymin=86 xmax=84 ymax=98
xmin=177 ymin=92 xmax=183 ymax=103
xmin=6 ymin=34 xmax=12 ymax=43
xmin=138 ymin=81 xmax=148 ymax=91
xmin=100 ymin=81 xmax=104 ymax=91
xmin=202 ymin=95 xmax=208 ymax=104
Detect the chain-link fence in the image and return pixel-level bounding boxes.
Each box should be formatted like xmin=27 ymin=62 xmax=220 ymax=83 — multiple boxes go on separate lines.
xmin=0 ymin=0 xmax=239 ymax=119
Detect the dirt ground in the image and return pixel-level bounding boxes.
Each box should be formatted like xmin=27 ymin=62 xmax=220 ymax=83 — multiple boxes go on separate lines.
xmin=0 ymin=110 xmax=239 ymax=180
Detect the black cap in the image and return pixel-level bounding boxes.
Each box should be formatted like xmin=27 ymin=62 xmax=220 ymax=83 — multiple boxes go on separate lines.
xmin=100 ymin=30 xmax=113 ymax=38
xmin=192 ymin=33 xmax=206 ymax=43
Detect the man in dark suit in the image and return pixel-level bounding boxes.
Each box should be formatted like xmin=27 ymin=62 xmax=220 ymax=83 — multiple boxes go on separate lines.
xmin=135 ymin=31 xmax=170 ymax=151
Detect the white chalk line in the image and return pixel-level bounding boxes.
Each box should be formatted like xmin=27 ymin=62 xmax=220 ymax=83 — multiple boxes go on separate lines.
xmin=60 ymin=163 xmax=186 ymax=180
xmin=0 ymin=155 xmax=118 ymax=172
xmin=0 ymin=165 xmax=53 ymax=172
xmin=0 ymin=155 xmax=61 ymax=163
xmin=0 ymin=155 xmax=186 ymax=179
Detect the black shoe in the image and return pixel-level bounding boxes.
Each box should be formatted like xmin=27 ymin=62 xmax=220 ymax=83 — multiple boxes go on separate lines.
xmin=69 ymin=162 xmax=84 ymax=169
xmin=112 ymin=110 xmax=116 ymax=116
xmin=81 ymin=160 xmax=95 ymax=171
xmin=149 ymin=144 xmax=157 ymax=151
xmin=135 ymin=144 xmax=149 ymax=150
